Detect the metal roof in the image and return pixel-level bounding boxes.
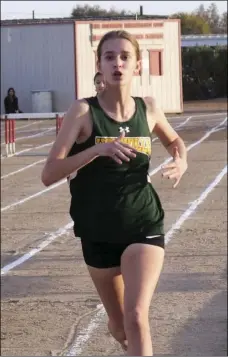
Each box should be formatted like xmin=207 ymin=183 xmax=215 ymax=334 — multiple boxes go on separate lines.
xmin=181 ymin=34 xmax=227 ymax=47
xmin=1 ymin=18 xmax=227 ymax=47
xmin=0 ymin=15 xmax=168 ymax=26
xmin=182 ymin=34 xmax=227 ymax=39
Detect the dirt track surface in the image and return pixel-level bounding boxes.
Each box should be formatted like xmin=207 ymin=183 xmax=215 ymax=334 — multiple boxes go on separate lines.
xmin=183 ymin=98 xmax=227 ymax=113
xmin=1 ymin=109 xmax=227 ymax=356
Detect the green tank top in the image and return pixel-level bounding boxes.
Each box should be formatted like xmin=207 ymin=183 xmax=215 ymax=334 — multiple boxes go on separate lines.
xmin=68 ymin=96 xmax=164 ymax=242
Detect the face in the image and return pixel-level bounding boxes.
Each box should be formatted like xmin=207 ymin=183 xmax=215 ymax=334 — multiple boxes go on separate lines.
xmin=9 ymin=89 xmax=14 ymax=96
xmin=98 ymin=38 xmax=140 ymax=87
xmin=94 ymin=74 xmax=105 ymax=93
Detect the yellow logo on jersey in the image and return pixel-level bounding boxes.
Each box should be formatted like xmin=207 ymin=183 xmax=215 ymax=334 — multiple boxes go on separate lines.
xmin=95 ymin=136 xmax=151 ymax=156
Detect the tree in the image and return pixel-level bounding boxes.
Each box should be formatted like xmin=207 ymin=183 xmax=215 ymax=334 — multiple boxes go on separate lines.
xmin=206 ymin=3 xmax=220 ymax=33
xmin=71 ymin=4 xmax=133 ymax=18
xmin=194 ymin=4 xmax=209 ymax=22
xmin=218 ymin=11 xmax=227 ymax=34
xmin=195 ymin=4 xmax=206 ymax=17
xmin=170 ymin=12 xmax=211 ymax=34
xmin=194 ymin=2 xmax=226 ymax=34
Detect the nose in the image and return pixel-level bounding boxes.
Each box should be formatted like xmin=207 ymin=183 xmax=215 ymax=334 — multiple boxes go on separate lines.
xmin=113 ymin=56 xmax=123 ymax=69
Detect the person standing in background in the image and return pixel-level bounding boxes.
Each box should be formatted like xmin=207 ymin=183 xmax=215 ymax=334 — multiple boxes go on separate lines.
xmin=4 ymin=87 xmax=22 ymax=114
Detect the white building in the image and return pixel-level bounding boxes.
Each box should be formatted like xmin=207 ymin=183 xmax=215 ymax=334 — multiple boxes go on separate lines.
xmin=1 ymin=18 xmax=183 ymax=114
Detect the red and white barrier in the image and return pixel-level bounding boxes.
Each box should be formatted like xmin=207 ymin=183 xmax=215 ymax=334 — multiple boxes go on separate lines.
xmin=5 ymin=118 xmax=15 ymax=156
xmin=3 ymin=113 xmax=64 ymax=157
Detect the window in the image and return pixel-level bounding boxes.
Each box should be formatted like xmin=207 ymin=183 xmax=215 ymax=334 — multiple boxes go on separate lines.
xmin=148 ymin=50 xmax=163 ymax=76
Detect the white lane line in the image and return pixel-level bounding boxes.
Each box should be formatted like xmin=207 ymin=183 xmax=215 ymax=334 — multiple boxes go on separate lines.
xmin=0 ymin=120 xmax=42 ymax=133
xmin=64 ymin=304 xmax=105 ymax=356
xmin=1 ymin=118 xmax=226 ymax=212
xmin=16 ymin=128 xmax=48 ymax=134
xmin=151 ymin=115 xmax=193 ymax=143
xmin=1 ymin=222 xmax=73 ymax=275
xmin=65 ymin=164 xmax=227 ymax=356
xmin=15 ymin=142 xmax=53 ymax=156
xmin=1 ymin=179 xmax=66 ymax=212
xmin=1 ymin=119 xmax=227 ymax=274
xmin=149 ymin=117 xmax=227 ymax=176
xmin=0 ymin=127 xmax=54 ymax=146
xmin=212 ymin=126 xmax=227 ymax=133
xmin=165 ymin=164 xmax=227 ymax=243
xmin=175 ymin=115 xmax=192 ymax=128
xmin=1 ymin=141 xmax=54 ymax=160
xmin=167 ymin=112 xmax=226 ymax=120
xmin=14 ymin=127 xmax=54 ymax=142
xmin=1 ymin=159 xmax=46 ymax=179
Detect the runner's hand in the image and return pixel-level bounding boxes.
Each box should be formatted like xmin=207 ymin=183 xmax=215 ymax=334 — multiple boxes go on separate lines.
xmin=162 ymin=147 xmax=187 ymax=188
xmin=94 ymin=131 xmax=137 ymax=164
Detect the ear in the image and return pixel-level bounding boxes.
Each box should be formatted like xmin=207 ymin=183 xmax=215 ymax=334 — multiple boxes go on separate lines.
xmin=134 ymin=60 xmax=141 ymax=75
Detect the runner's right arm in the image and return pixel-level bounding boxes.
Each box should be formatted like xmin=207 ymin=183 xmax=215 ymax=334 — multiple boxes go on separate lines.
xmin=41 ymin=100 xmax=99 ymax=187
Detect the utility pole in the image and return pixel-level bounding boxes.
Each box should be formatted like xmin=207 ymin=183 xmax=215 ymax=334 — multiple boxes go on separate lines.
xmin=32 ymin=10 xmax=35 ymax=19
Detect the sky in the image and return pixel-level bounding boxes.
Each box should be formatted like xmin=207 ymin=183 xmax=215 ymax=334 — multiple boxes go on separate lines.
xmin=1 ymin=1 xmax=227 ymax=20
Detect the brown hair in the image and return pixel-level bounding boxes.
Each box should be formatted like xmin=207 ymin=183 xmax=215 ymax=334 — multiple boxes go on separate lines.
xmin=97 ymin=30 xmax=140 ymax=62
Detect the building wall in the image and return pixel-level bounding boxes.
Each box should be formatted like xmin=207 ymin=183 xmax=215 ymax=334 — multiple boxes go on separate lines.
xmin=1 ymin=23 xmax=75 ymax=113
xmin=75 ymin=20 xmax=182 ymax=113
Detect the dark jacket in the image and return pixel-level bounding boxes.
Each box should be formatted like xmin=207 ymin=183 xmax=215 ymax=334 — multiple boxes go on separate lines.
xmin=4 ymin=95 xmax=19 ymax=114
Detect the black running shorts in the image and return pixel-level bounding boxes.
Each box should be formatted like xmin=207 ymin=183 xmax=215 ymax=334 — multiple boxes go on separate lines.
xmin=80 ymin=235 xmax=165 ymax=269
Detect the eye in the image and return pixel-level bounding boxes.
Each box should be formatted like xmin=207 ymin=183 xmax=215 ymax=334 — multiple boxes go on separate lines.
xmin=105 ymin=55 xmax=114 ymax=60
xmin=121 ymin=54 xmax=131 ymax=61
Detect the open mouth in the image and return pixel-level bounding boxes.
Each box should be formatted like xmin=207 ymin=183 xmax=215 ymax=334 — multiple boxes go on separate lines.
xmin=112 ymin=71 xmax=123 ymax=79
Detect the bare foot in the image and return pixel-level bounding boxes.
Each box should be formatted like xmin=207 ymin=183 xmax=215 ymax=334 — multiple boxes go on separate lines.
xmin=108 ymin=320 xmax=128 ymax=351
